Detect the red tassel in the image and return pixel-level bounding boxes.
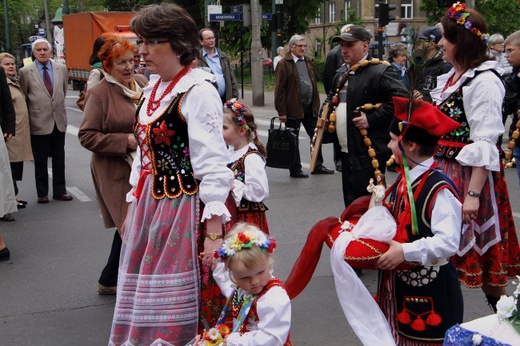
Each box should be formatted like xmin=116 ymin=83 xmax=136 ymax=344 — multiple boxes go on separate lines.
xmin=411 ymin=316 xmax=426 ymax=331
xmin=373 ymin=294 xmax=379 ymax=303
xmin=426 ymin=312 xmax=442 ymax=326
xmin=396 ymin=310 xmax=411 ymax=325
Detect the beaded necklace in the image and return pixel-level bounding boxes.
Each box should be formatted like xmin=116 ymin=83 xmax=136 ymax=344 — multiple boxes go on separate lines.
xmin=146 ymin=66 xmax=191 ymax=116
xmin=327 ymin=58 xmax=390 ymax=178
xmin=441 ymin=70 xmax=467 ymax=94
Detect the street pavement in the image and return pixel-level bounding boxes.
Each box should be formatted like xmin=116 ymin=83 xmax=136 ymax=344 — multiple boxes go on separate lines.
xmin=0 ymin=88 xmax=518 ymax=345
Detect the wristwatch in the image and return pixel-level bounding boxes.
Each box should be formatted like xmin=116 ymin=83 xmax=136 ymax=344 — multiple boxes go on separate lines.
xmin=206 ymin=233 xmax=223 ymax=241
xmin=467 ymin=190 xmax=481 ymax=197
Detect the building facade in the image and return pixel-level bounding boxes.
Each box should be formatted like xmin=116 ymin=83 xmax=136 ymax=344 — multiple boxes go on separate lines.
xmin=304 ymin=0 xmax=428 ymax=59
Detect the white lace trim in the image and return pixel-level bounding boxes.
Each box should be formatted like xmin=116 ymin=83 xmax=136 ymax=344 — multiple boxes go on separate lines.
xmin=109 ymin=338 xmax=176 ymax=346
xmin=201 ymin=200 xmax=231 ymax=223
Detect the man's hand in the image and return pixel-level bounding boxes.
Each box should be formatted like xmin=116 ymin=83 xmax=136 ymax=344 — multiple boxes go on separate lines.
xmin=352 ymin=111 xmax=369 ymax=129
xmin=3 ymin=132 xmax=13 ymax=141
xmin=279 ymin=115 xmax=287 ymax=122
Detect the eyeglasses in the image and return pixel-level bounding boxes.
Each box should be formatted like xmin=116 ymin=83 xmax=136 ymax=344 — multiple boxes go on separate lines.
xmin=505 ymin=47 xmax=520 ymax=54
xmin=136 ymin=39 xmax=170 ymax=47
xmin=295 ymin=44 xmax=307 ymax=48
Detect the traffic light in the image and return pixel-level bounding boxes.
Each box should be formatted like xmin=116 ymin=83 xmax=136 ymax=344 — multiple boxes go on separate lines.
xmin=269 ymin=13 xmax=278 ymax=33
xmin=378 ymin=2 xmax=396 ymax=27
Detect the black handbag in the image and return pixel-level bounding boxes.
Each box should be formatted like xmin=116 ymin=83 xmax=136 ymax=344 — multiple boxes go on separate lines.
xmin=266 ymin=117 xmax=299 ymax=169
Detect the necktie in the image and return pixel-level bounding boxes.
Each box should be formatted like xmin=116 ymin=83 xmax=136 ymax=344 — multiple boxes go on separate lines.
xmin=43 ymin=65 xmax=53 ymax=95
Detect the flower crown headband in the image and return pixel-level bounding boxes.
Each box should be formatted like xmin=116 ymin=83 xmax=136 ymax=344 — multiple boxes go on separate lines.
xmin=446 ymin=2 xmax=489 ymax=41
xmin=215 ymin=230 xmax=277 ymax=260
xmin=224 ymin=98 xmax=250 ymax=131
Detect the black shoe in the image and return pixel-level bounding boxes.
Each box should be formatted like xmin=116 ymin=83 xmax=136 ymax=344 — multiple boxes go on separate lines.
xmin=0 ymin=247 xmax=10 ymax=261
xmin=17 ymin=202 xmax=26 ymax=209
xmin=0 ymin=213 xmax=15 ymax=222
xmin=290 ymin=170 xmax=309 ymax=178
xmin=312 ymin=165 xmax=334 ymax=174
xmin=335 ymin=161 xmax=342 ymax=172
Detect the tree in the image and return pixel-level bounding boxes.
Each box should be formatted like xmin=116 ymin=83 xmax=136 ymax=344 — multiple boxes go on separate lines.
xmin=420 ymin=0 xmax=520 ymax=37
xmin=476 ymin=0 xmax=520 ymax=38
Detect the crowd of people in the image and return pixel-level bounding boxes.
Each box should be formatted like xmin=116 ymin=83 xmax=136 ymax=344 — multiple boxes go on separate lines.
xmin=1 ymin=1 xmax=520 ymax=346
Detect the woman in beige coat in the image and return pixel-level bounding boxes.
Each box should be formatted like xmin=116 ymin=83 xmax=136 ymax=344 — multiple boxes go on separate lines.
xmin=78 ymin=36 xmax=147 ymax=295
xmin=0 ymin=53 xmax=33 ymax=218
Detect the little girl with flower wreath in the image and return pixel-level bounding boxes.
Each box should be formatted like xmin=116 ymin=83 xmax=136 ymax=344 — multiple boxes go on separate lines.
xmin=194 ymin=223 xmax=292 ymax=346
xmin=222 ymin=98 xmax=269 ymax=233
xmin=199 ymin=99 xmax=270 ymax=331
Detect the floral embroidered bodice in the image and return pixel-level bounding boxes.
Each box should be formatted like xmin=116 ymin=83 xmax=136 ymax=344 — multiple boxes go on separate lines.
xmin=135 ymin=93 xmax=198 ymax=199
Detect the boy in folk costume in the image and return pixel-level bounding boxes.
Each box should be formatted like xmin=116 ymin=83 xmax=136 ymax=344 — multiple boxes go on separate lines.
xmin=376 ymin=96 xmax=464 ymax=345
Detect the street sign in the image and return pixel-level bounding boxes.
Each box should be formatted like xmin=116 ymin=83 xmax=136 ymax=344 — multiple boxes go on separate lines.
xmin=231 ymin=5 xmax=242 ymax=13
xmin=262 ymin=13 xmax=272 ymax=20
xmin=38 ymin=28 xmax=45 ymax=37
xmin=209 ymin=13 xmax=241 ymax=21
xmin=29 ymin=36 xmax=40 ymax=43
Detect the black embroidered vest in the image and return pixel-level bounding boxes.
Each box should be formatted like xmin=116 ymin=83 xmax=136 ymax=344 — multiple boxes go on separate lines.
xmin=389 ymin=170 xmax=458 ymax=242
xmin=227 ymin=147 xmax=267 ymax=212
xmin=435 ymin=69 xmax=503 ymax=160
xmin=135 ymin=93 xmax=198 ymax=199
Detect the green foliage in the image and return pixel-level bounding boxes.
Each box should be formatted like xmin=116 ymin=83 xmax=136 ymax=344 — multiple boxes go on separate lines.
xmin=419 ymin=0 xmax=444 ymax=25
xmin=476 ymin=0 xmax=520 ymax=38
xmin=420 ymin=0 xmax=520 ymax=38
xmin=313 ymin=58 xmax=325 ymax=82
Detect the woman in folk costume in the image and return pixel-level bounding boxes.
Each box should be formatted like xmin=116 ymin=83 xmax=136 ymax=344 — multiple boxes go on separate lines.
xmin=432 ymin=2 xmax=520 ymax=311
xmin=376 ymin=96 xmax=464 ymax=345
xmin=108 ymin=4 xmax=233 ymax=345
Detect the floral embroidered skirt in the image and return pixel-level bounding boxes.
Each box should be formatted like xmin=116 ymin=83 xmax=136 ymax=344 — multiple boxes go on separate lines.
xmin=435 ymin=158 xmax=520 ymax=288
xmin=109 ymin=175 xmax=200 ymax=346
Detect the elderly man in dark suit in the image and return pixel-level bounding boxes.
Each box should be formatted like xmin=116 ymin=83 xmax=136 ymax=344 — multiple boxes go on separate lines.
xmin=275 ymin=34 xmax=334 ymax=178
xmin=19 ymin=38 xmax=72 ymax=203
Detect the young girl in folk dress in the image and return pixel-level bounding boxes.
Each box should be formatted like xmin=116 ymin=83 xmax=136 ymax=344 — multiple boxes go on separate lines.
xmin=223 ymin=98 xmax=269 ymax=233
xmin=193 ymin=223 xmax=291 ymax=346
xmin=199 ymin=99 xmax=270 ymax=331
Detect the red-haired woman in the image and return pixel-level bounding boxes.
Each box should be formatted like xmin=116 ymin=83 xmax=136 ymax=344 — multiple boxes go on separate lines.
xmin=78 ymin=36 xmax=148 ymax=295
xmin=432 ymin=2 xmax=520 ymax=312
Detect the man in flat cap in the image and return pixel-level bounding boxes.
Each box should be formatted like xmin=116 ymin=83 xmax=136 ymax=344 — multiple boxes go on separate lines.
xmin=326 ymin=25 xmax=407 ymax=207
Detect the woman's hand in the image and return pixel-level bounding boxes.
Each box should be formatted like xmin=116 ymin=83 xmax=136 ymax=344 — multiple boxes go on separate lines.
xmin=202 ymin=216 xmax=224 ymax=267
xmin=200 ymin=239 xmax=222 ymax=268
xmin=463 ymin=195 xmax=480 ymax=224
xmin=127 ymin=133 xmax=138 ymax=151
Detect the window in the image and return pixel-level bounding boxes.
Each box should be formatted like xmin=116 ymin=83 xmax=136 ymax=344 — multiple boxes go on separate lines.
xmin=315 ymin=6 xmax=321 ymax=25
xmin=401 ymin=0 xmax=413 ymax=19
xmin=329 ymin=2 xmax=336 ymax=23
xmin=344 ymin=0 xmax=351 ymax=21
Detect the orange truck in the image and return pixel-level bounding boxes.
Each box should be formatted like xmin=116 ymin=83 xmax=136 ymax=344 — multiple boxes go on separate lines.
xmin=62 ymin=11 xmax=137 ymax=90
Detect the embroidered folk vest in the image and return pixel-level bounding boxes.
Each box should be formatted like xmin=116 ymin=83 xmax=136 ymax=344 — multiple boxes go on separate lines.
xmin=435 ymin=69 xmax=503 ymax=160
xmin=389 ymin=170 xmax=458 ymax=242
xmin=135 ymin=92 xmax=198 ymax=200
xmin=227 ymin=147 xmax=267 ymax=212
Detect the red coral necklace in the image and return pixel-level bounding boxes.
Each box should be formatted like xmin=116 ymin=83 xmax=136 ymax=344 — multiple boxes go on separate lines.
xmin=146 ymin=66 xmax=191 ymax=116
